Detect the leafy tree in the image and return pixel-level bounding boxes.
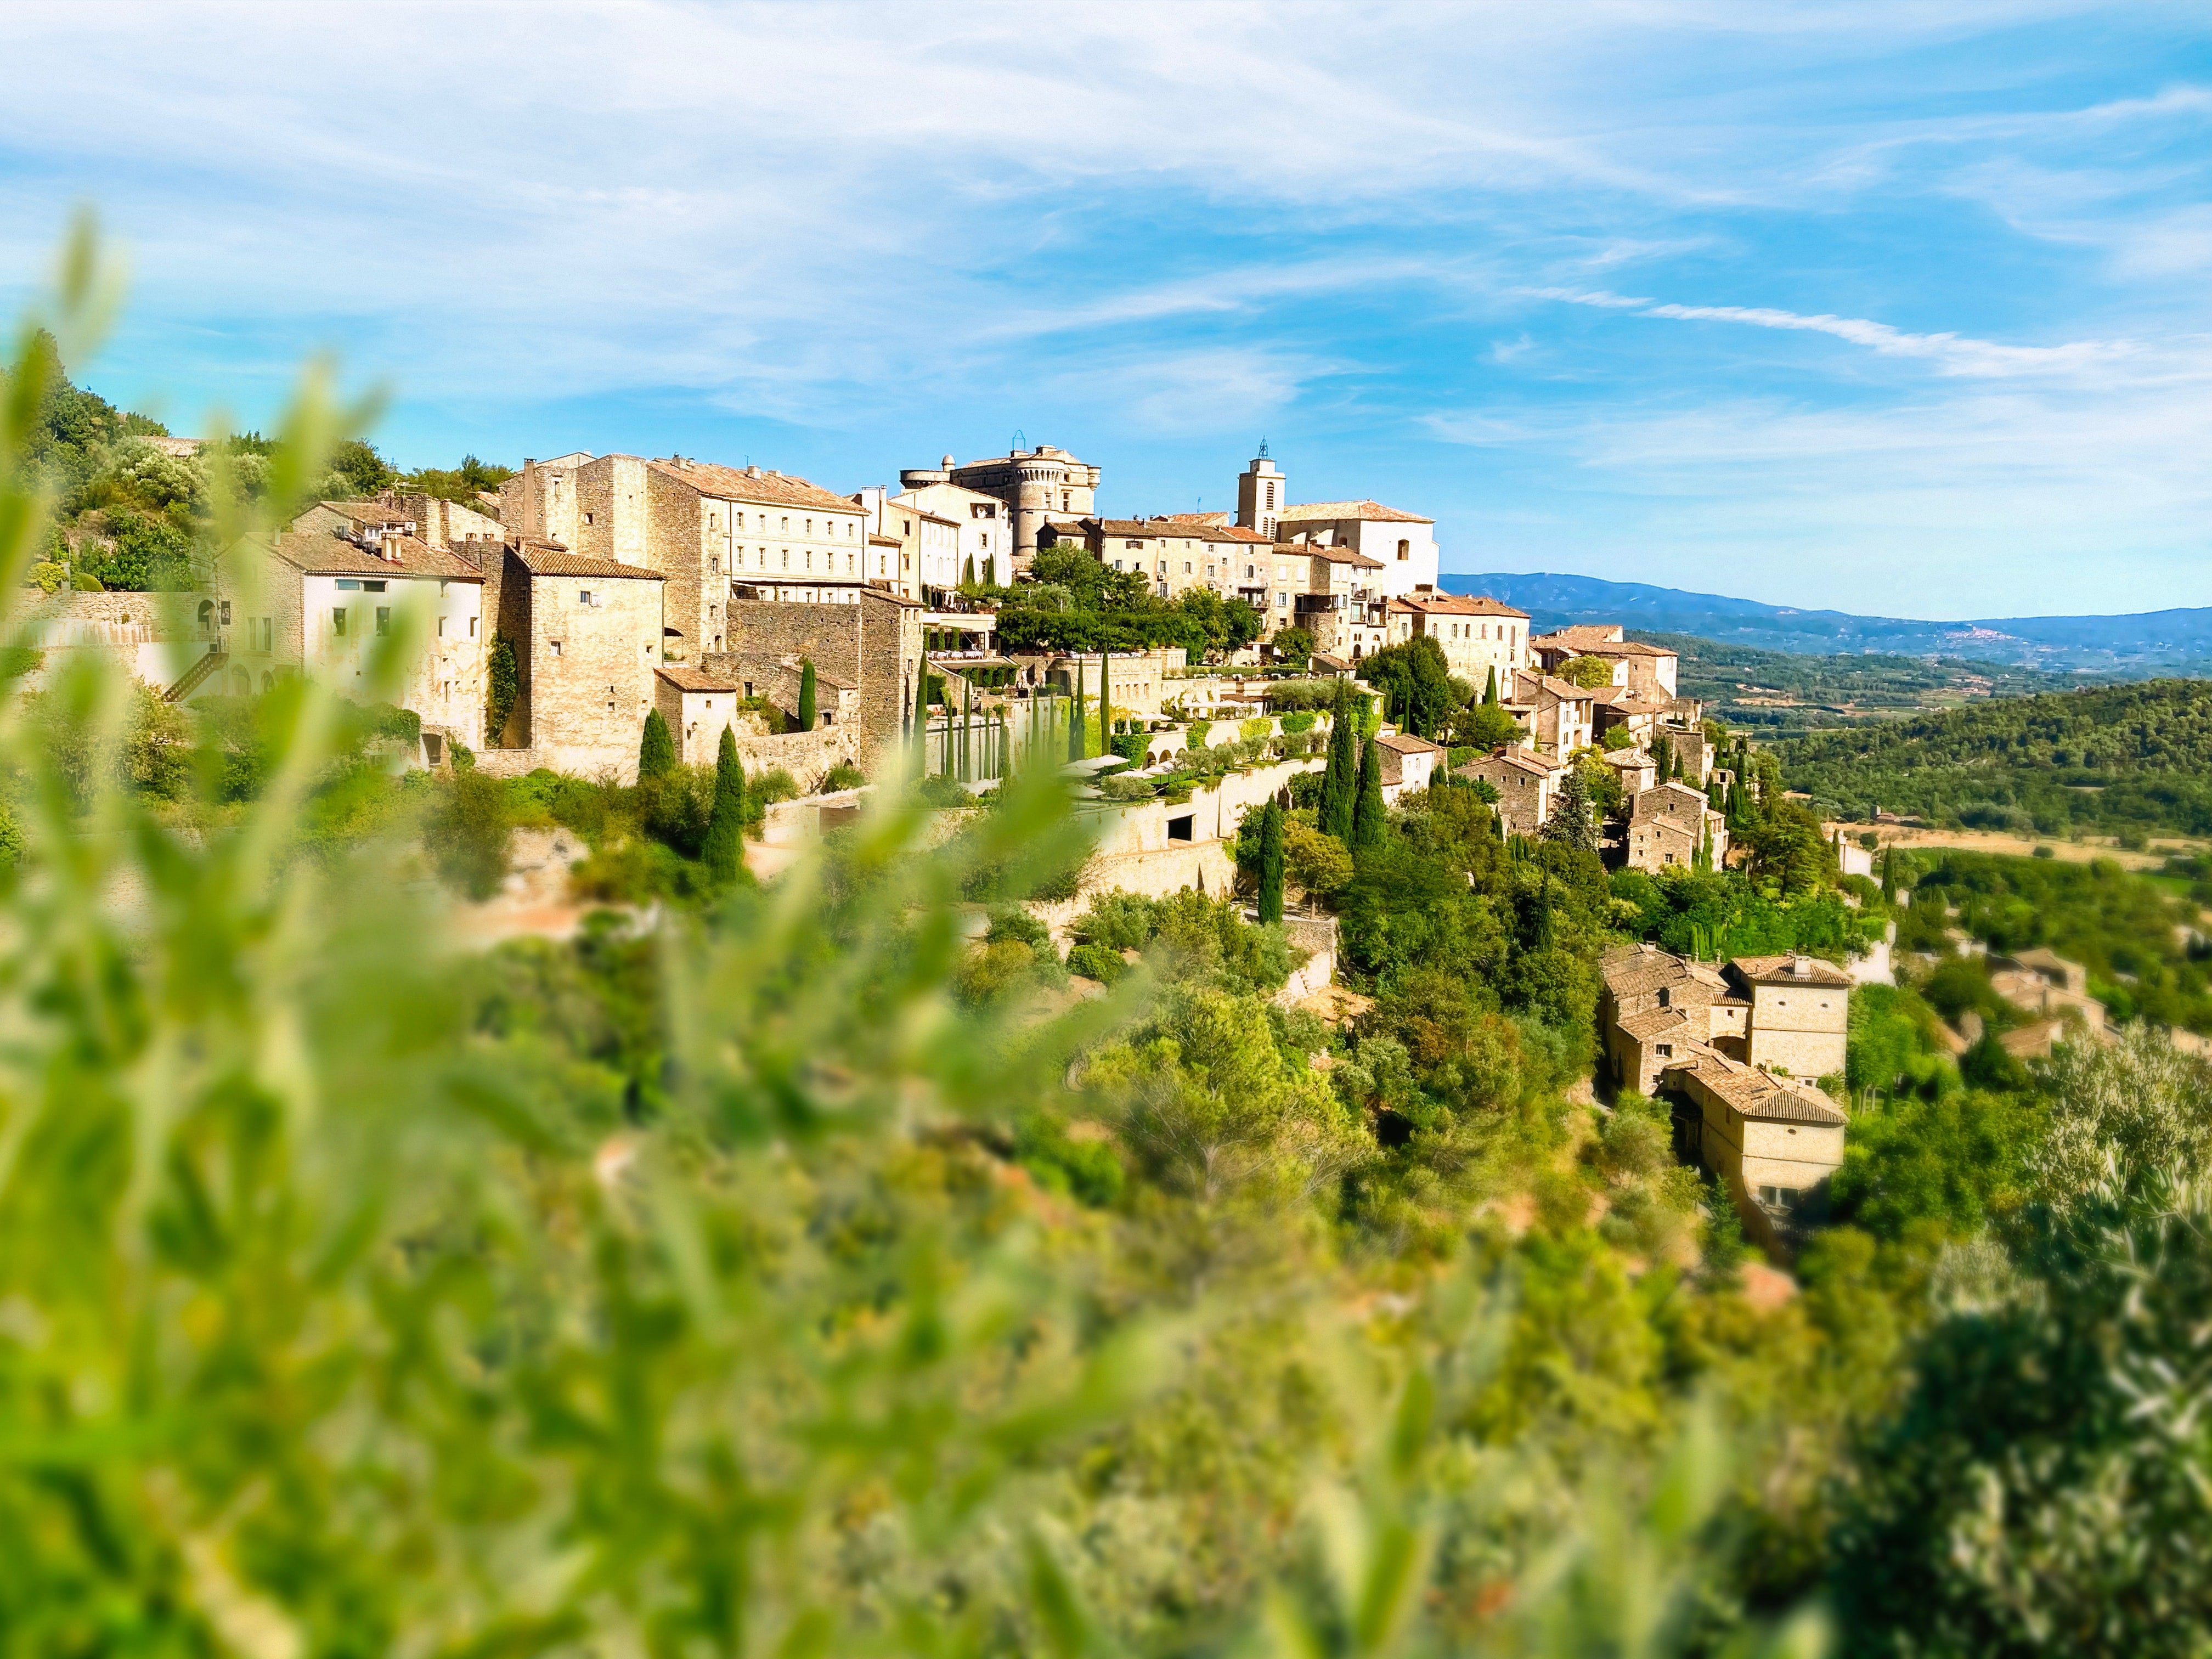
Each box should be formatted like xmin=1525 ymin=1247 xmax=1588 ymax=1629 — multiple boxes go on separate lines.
xmin=702 ymin=726 xmax=746 ymax=882
xmin=1257 ymin=798 xmax=1285 ymax=924
xmin=1284 ymin=819 xmax=1354 ymax=908
xmin=427 ymin=769 xmax=513 ymax=899
xmin=637 ymin=706 xmax=675 ymax=780
xmin=319 ymin=437 xmax=399 ymax=499
xmin=1271 ymin=624 xmax=1313 ymax=668
xmin=1831 ymin=1167 xmax=2212 ymax=1658
xmin=796 ymin=658 xmax=817 ymax=731
xmin=1320 ymin=681 xmax=1357 ymax=842
xmin=1359 ymin=635 xmax=1458 ymax=738
xmin=1541 ymin=765 xmax=1596 ymax=851
xmin=399 ymin=453 xmax=512 ymax=505
xmin=1559 ymin=654 xmax=1617 ymax=689
xmin=485 ymin=630 xmax=520 ymax=746
xmin=1453 ymin=698 xmax=1523 ymax=752
xmin=1355 ymin=733 xmax=1386 ymax=849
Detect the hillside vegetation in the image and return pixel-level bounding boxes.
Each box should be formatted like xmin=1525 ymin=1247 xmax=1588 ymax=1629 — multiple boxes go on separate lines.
xmin=1651 ymin=631 xmax=2083 ymax=736
xmin=1774 ymin=678 xmax=2212 ymax=839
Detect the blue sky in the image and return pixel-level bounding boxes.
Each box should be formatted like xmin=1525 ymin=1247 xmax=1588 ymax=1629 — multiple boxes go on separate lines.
xmin=2 ymin=1 xmax=2207 ymax=617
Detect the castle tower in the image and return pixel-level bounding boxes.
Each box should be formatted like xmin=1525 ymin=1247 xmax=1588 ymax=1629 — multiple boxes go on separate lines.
xmin=1237 ymin=443 xmax=1285 ymax=540
xmin=944 ymin=445 xmax=1100 ymax=567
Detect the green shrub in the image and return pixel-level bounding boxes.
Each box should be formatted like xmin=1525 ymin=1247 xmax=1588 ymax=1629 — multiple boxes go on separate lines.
xmin=820 ymin=759 xmax=865 ymax=792
xmin=1065 ymin=941 xmax=1127 ymax=984
xmin=426 ymin=768 xmax=512 ymax=899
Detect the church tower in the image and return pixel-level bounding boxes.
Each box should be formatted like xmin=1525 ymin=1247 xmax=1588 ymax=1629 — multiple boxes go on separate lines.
xmin=1236 ymin=443 xmax=1285 ymax=541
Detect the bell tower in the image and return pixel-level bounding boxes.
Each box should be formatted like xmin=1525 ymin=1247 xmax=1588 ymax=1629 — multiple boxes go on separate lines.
xmin=1236 ymin=442 xmax=1285 ymax=540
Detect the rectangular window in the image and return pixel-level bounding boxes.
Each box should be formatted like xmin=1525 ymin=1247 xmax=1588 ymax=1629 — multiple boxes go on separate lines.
xmin=438 ymin=616 xmax=446 ymax=637
xmin=375 ymin=607 xmax=391 ymax=636
xmin=363 ymin=580 xmax=386 ymax=592
xmin=332 ymin=608 xmax=347 ymax=635
xmin=579 ymin=590 xmax=593 ymax=606
xmin=337 ymin=579 xmax=361 ymax=591
xmin=219 ymin=600 xmax=232 ymax=625
xmin=469 ymin=616 xmax=478 ymax=637
xmin=550 ymin=640 xmax=561 ymax=657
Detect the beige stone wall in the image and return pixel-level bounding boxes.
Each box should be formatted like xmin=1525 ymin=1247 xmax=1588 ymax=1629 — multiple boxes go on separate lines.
xmin=1624 ymin=816 xmax=1696 ymax=874
xmin=710 ymin=590 xmax=919 ymax=753
xmin=657 ymin=682 xmax=744 ymax=767
xmin=644 ymin=467 xmax=708 ymax=660
xmin=735 ymin=725 xmax=861 ymax=793
xmin=1746 ymin=984 xmax=1848 ymax=1077
xmin=524 ymin=571 xmax=663 ymax=782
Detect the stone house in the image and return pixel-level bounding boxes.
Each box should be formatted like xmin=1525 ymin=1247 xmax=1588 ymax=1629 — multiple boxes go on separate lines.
xmin=1590 ymin=685 xmax=1669 ymax=748
xmin=1989 ymin=947 xmax=2111 ymax=1036
xmin=1655 ymin=721 xmax=1713 ymax=787
xmin=1728 ymin=954 xmax=1852 ymax=1079
xmin=1387 ymin=591 xmax=1530 ymax=692
xmin=1600 ymin=944 xmax=1740 ymax=1093
xmin=492 ymin=540 xmax=667 ymax=780
xmin=851 ymin=490 xmax=960 ymax=601
xmin=1623 ymin=780 xmax=1729 ymax=875
xmin=1374 ymin=730 xmax=1443 ymax=803
xmin=1601 ymin=747 xmax=1655 ymax=797
xmin=210 ymin=502 xmax=488 ymax=766
xmin=653 ymin=665 xmax=741 ymax=767
xmin=1532 ymin=624 xmax=1679 ymax=701
xmin=1510 ymin=669 xmax=1596 ymax=758
xmin=1456 ymin=746 xmax=1559 ymax=836
xmin=1666 ymin=1048 xmax=1846 ymax=1254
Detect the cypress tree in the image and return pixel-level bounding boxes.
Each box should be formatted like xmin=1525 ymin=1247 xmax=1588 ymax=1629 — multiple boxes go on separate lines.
xmin=637 ymin=707 xmax=674 ymax=781
xmin=963 ymin=554 xmax=976 ymax=586
xmin=1258 ymin=799 xmax=1285 ymax=924
xmin=1353 ymin=735 xmax=1386 ymax=850
xmin=1881 ymin=848 xmax=1897 ymax=901
xmin=1654 ymin=733 xmax=1673 ymax=783
xmin=703 ymin=726 xmax=746 ymax=881
xmin=984 ymin=556 xmax=996 ymax=586
xmin=1483 ymin=665 xmax=1498 ymax=705
xmin=912 ymin=661 xmax=930 ymax=768
xmin=796 ymin=658 xmax=817 ymax=732
xmin=1068 ymin=655 xmax=1086 ymax=762
xmin=1321 ymin=681 xmax=1357 ymax=843
xmin=1098 ymin=646 xmax=1112 ymax=753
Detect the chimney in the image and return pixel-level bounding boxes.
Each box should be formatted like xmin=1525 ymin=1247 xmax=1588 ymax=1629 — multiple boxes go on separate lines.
xmin=379 ymin=529 xmax=403 ymax=562
xmin=1791 ymin=954 xmax=1810 ymax=978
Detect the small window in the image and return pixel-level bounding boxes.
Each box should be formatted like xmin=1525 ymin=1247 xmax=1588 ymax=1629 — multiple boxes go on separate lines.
xmin=363 ymin=580 xmax=386 ymax=593
xmin=1397 ymin=539 xmax=1409 ymax=560
xmin=375 ymin=608 xmax=391 ymax=636
xmin=585 ymin=512 xmax=594 ymax=524
xmin=550 ymin=640 xmax=561 ymax=657
xmin=1167 ymin=815 xmax=1194 ymax=843
xmin=336 ymin=579 xmax=362 ymax=592
xmin=1656 ymin=1043 xmax=1672 ymax=1058
xmin=469 ymin=616 xmax=478 ymax=637
xmin=438 ymin=616 xmax=446 ymax=637
xmin=579 ymin=590 xmax=594 ymax=605
xmin=332 ymin=608 xmax=347 ymax=635
xmin=219 ymin=600 xmax=232 ymax=626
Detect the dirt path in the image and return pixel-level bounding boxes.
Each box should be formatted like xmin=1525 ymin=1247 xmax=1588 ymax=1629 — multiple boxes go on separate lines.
xmin=1847 ymin=824 xmax=2203 ymax=872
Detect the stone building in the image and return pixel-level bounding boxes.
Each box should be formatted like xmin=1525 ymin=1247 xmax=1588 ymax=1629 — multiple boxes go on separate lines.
xmin=1388 ymin=591 xmax=1530 ymax=690
xmin=1056 ymin=517 xmax=1272 ymax=602
xmin=1274 ymin=499 xmax=1441 ymax=601
xmin=860 ymin=475 xmax=1013 ymax=589
xmin=653 ymin=664 xmax=741 ymax=767
xmin=1234 ymin=446 xmax=1287 ymax=540
xmin=1623 ymin=780 xmax=1729 ymax=874
xmin=904 ymin=445 xmax=1100 ymax=567
xmin=1456 ymin=747 xmax=1560 ymax=836
xmin=1727 ymin=954 xmax=1852 ymax=1079
xmin=852 ymin=488 xmax=961 ymax=600
xmin=705 ymin=588 xmax=924 ymax=753
xmin=210 ymin=502 xmax=488 ymax=766
xmin=1532 ymin=624 xmax=1679 ymax=701
xmin=1375 ymin=730 xmax=1443 ymax=803
xmin=492 ymin=540 xmax=667 ymax=781
xmin=1509 ymin=669 xmax=1596 ymax=758
xmin=1666 ymin=1048 xmax=1846 ymax=1254
xmin=499 ymin=453 xmax=873 ymax=657
xmin=1250 ymin=543 xmax=1385 ymax=649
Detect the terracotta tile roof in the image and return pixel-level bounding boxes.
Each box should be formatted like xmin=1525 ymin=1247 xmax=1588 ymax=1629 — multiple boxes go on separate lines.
xmin=1276 ymin=500 xmax=1432 ymax=524
xmin=1632 ymin=781 xmax=1713 ymax=819
xmin=868 ymin=534 xmax=902 ymax=546
xmin=1536 ymin=624 xmax=1626 ymax=648
xmin=258 ymin=505 xmax=486 ymax=582
xmin=1282 ymin=542 xmax=1385 ymax=569
xmin=1618 ymin=1007 xmax=1690 ymax=1042
xmin=1600 ymin=748 xmax=1654 ymax=769
xmin=1377 ymin=730 xmax=1443 ymax=755
xmin=1461 ymin=747 xmax=1554 ymax=778
xmin=514 ymin=540 xmax=667 ymax=580
xmin=1515 ymin=669 xmax=1597 ymax=702
xmin=1729 ymin=954 xmax=1854 ymax=988
xmin=1312 ymin=651 xmax=1354 ymax=673
xmin=1601 ymin=943 xmax=1729 ymax=999
xmin=1391 ymin=591 xmax=1528 ymax=618
xmin=647 ymin=456 xmax=859 ymax=515
xmin=656 ymin=665 xmax=737 ymax=693
xmin=1666 ymin=1051 xmax=1847 ymax=1125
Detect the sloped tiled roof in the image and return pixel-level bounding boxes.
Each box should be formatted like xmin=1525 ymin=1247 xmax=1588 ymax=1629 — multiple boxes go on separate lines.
xmin=647 ymin=456 xmax=857 ymax=515
xmin=1730 ymin=954 xmax=1854 ymax=988
xmin=1462 ymin=747 xmax=1553 ymax=778
xmin=1665 ymin=1050 xmax=1847 ymax=1125
xmin=1633 ymin=781 xmax=1714 ymax=819
xmin=1515 ymin=669 xmax=1598 ymax=702
xmin=656 ymin=665 xmax=738 ymax=693
xmin=514 ymin=539 xmax=666 ymax=580
xmin=257 ymin=505 xmax=485 ymax=582
xmin=1276 ymin=500 xmax=1432 ymax=524
xmin=1392 ymin=591 xmax=1528 ymax=618
xmin=1618 ymin=1007 xmax=1690 ymax=1042
xmin=1283 ymin=542 xmax=1386 ymax=569
xmin=1377 ymin=730 xmax=1444 ymax=755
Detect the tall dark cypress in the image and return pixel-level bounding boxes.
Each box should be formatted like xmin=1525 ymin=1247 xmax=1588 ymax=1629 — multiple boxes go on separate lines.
xmin=1257 ymin=799 xmax=1285 ymax=924
xmin=703 ymin=726 xmax=746 ymax=882
xmin=1068 ymin=655 xmax=1086 ymax=762
xmin=1353 ymin=734 xmax=1386 ymax=849
xmin=1321 ymin=680 xmax=1357 ymax=842
xmin=1483 ymin=665 xmax=1499 ymax=705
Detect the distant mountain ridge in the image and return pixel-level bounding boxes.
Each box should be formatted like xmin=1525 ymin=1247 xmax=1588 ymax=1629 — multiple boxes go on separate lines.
xmin=1440 ymin=572 xmax=2212 ymax=674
